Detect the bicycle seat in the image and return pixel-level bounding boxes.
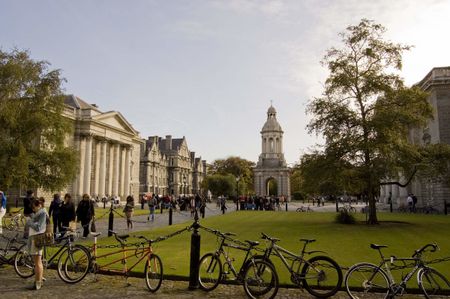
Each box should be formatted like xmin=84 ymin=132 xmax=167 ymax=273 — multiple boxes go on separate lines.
xmin=245 ymin=240 xmax=260 ymax=247
xmin=118 ymin=234 xmax=130 ymax=240
xmin=300 ymin=238 xmax=316 ymax=243
xmin=370 ymin=244 xmax=388 ymax=250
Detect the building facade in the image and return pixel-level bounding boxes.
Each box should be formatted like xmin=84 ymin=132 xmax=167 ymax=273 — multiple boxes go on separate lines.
xmin=380 ymin=67 xmax=450 ymax=210
xmin=253 ymin=105 xmax=290 ymax=199
xmin=140 ymin=135 xmax=207 ymax=197
xmin=38 ymin=95 xmax=144 ymax=202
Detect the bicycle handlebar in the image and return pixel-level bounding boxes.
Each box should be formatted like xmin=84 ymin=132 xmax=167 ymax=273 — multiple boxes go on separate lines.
xmin=261 ymin=232 xmax=280 ymax=243
xmin=413 ymin=243 xmax=438 ymax=257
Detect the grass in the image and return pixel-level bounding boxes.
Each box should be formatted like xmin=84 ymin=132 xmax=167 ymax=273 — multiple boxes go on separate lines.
xmin=59 ymin=212 xmax=450 ymax=288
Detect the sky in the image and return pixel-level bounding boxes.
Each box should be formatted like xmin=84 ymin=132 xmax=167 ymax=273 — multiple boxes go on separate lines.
xmin=1 ymin=0 xmax=450 ymax=165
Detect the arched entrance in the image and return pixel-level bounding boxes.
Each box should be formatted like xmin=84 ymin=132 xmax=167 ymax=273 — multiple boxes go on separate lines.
xmin=266 ymin=178 xmax=278 ymax=196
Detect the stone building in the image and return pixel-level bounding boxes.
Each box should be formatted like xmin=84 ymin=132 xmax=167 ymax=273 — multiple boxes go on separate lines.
xmin=253 ymin=105 xmax=290 ymax=199
xmin=380 ymin=67 xmax=450 ymax=210
xmin=140 ymin=135 xmax=207 ymax=197
xmin=140 ymin=136 xmax=169 ymax=196
xmin=35 ymin=96 xmax=144 ymax=202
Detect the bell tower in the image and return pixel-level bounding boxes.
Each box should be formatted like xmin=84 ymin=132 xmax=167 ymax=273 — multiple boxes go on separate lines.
xmin=253 ymin=105 xmax=290 ymax=199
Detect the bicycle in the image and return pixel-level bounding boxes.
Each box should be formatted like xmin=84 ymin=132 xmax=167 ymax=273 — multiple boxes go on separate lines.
xmin=14 ymin=229 xmax=90 ymax=283
xmin=339 ymin=204 xmax=356 ymax=213
xmin=259 ymin=232 xmax=343 ymax=298
xmin=2 ymin=208 xmax=26 ymax=231
xmin=296 ymin=206 xmax=313 ymax=212
xmin=344 ymin=243 xmax=450 ymax=298
xmin=198 ymin=228 xmax=278 ymax=299
xmin=63 ymin=230 xmax=164 ymax=292
xmin=0 ymin=232 xmax=25 ymax=265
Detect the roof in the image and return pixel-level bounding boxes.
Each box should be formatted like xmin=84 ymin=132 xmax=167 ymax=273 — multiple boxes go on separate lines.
xmin=261 ymin=105 xmax=283 ymax=132
xmin=64 ymin=95 xmax=101 ymax=112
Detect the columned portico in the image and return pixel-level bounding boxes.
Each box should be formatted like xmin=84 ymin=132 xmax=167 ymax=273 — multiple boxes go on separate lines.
xmin=98 ymin=141 xmax=107 ymax=198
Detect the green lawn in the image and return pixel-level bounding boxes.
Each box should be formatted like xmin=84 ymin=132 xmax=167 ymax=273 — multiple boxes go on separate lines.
xmin=81 ymin=211 xmax=450 ymax=287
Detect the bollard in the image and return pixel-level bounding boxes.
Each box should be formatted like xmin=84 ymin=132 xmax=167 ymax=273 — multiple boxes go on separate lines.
xmin=160 ymin=203 xmax=163 ymax=214
xmin=335 ymin=200 xmax=338 ymax=212
xmin=445 ymin=200 xmax=448 ymax=215
xmin=108 ymin=202 xmax=114 ymax=237
xmin=169 ymin=206 xmax=173 ymax=225
xmin=285 ymin=202 xmax=288 ymax=211
xmin=188 ymin=210 xmax=201 ymax=290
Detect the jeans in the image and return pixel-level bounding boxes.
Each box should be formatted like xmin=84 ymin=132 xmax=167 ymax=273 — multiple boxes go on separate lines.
xmin=149 ymin=206 xmax=155 ymax=221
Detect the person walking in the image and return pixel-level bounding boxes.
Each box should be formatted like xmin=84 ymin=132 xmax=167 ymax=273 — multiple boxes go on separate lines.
xmin=0 ymin=191 xmax=6 ymax=234
xmin=59 ymin=194 xmax=76 ymax=235
xmin=27 ymin=198 xmax=48 ymax=290
xmin=147 ymin=194 xmax=156 ymax=222
xmin=49 ymin=194 xmax=62 ymax=235
xmin=23 ymin=190 xmax=34 ymax=239
xmin=220 ymin=196 xmax=227 ymax=214
xmin=123 ymin=195 xmax=135 ymax=230
xmin=76 ymin=194 xmax=95 ymax=238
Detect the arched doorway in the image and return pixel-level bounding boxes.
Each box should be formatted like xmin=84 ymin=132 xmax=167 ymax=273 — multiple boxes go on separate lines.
xmin=266 ymin=178 xmax=278 ymax=196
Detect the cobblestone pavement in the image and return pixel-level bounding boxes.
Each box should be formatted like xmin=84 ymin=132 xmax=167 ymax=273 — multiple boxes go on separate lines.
xmin=2 ymin=265 xmax=446 ymax=299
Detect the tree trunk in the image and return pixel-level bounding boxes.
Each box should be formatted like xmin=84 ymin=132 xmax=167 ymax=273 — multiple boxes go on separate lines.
xmin=367 ymin=179 xmax=379 ymax=224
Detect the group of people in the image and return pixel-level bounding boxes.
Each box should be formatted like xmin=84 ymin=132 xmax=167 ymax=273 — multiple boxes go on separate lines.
xmin=140 ymin=193 xmax=206 ymax=220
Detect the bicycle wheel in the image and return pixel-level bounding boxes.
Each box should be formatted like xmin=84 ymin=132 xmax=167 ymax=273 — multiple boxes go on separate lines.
xmin=301 ymin=255 xmax=343 ymax=298
xmin=243 ymin=259 xmax=278 ymax=299
xmin=144 ymin=254 xmax=163 ymax=292
xmin=60 ymin=245 xmax=91 ymax=283
xmin=14 ymin=244 xmax=35 ymax=278
xmin=198 ymin=253 xmax=222 ymax=291
xmin=345 ymin=262 xmax=391 ymax=299
xmin=418 ymin=267 xmax=450 ymax=298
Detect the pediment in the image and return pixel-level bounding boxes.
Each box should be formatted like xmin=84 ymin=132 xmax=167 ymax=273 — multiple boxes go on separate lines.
xmin=92 ymin=111 xmax=138 ymax=135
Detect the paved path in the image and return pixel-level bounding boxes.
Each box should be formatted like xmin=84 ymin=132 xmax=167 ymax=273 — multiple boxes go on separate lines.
xmin=0 ymin=265 xmax=441 ymax=299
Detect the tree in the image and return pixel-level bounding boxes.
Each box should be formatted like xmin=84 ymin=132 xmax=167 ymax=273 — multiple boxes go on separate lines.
xmin=0 ymin=49 xmax=78 ymax=191
xmin=307 ymin=20 xmax=433 ymax=224
xmin=201 ymin=174 xmax=236 ymax=197
xmin=209 ymin=156 xmax=255 ymax=195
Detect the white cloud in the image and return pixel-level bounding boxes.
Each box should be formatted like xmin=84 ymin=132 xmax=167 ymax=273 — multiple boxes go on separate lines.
xmin=212 ymin=0 xmax=287 ymax=18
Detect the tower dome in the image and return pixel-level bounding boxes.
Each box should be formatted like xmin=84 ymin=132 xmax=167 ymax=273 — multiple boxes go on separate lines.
xmin=261 ymin=105 xmax=283 ymax=133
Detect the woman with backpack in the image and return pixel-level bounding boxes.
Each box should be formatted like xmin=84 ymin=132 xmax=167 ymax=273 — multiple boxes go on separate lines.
xmin=76 ymin=194 xmax=95 ymax=238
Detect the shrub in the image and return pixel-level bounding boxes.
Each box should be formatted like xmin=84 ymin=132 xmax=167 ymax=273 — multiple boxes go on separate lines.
xmin=335 ymin=210 xmax=356 ymax=224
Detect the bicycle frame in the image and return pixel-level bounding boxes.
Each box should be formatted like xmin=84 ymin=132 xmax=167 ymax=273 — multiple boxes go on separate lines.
xmin=215 ymin=236 xmax=256 ymax=280
xmin=90 ymin=236 xmax=154 ymax=277
xmin=262 ymin=239 xmax=326 ymax=284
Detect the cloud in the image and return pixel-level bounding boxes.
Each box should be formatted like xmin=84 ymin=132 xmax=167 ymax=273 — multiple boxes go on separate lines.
xmin=212 ymin=0 xmax=287 ymax=18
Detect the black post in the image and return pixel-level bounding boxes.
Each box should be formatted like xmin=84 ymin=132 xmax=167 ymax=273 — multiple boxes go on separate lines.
xmin=169 ymin=206 xmax=173 ymax=225
xmin=189 ymin=210 xmax=201 ymax=290
xmin=108 ymin=201 xmax=114 ymax=237
xmin=160 ymin=202 xmax=163 ymax=214
xmin=285 ymin=201 xmax=288 ymax=211
xmin=445 ymin=199 xmax=448 ymax=215
xmin=335 ymin=200 xmax=339 ymax=212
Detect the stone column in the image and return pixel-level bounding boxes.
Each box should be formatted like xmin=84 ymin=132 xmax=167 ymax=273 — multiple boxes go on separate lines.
xmin=98 ymin=141 xmax=107 ymax=198
xmin=107 ymin=143 xmax=114 ymax=196
xmin=119 ymin=147 xmax=126 ymax=197
xmin=399 ymin=186 xmax=408 ymax=206
xmin=83 ymin=135 xmax=93 ymax=196
xmin=77 ymin=136 xmax=86 ymax=198
xmin=124 ymin=147 xmax=131 ymax=197
xmin=93 ymin=140 xmax=101 ymax=197
xmin=392 ymin=184 xmax=400 ymax=206
xmin=113 ymin=144 xmax=120 ymax=196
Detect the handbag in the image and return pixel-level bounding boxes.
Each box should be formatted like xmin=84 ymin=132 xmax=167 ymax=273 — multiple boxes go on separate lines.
xmin=34 ymin=216 xmax=54 ymax=247
xmin=90 ymin=219 xmax=96 ymax=233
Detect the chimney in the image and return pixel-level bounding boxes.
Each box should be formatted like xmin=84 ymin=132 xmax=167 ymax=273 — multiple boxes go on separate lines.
xmin=165 ymin=135 xmax=172 ymax=150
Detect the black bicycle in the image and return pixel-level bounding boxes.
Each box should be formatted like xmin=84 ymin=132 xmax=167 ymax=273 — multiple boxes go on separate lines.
xmin=14 ymin=230 xmax=90 ymax=283
xmin=0 ymin=232 xmax=25 ymax=265
xmin=198 ymin=228 xmax=278 ymax=298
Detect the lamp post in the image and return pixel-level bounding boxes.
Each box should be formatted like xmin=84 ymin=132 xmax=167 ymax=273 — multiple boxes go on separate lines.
xmin=236 ymin=176 xmax=240 ymax=211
